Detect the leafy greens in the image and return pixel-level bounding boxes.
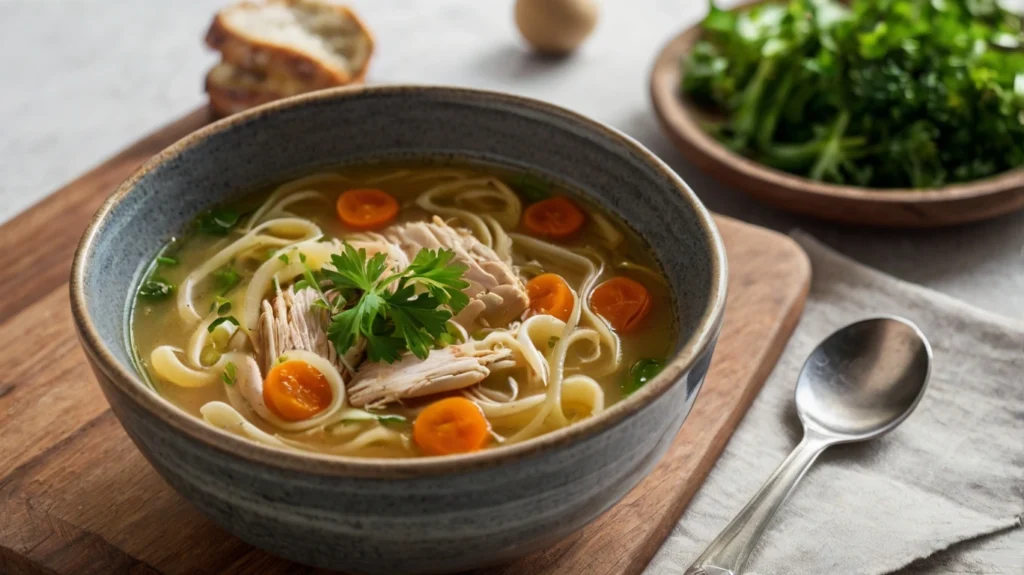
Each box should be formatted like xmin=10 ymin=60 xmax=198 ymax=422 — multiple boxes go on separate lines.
xmin=682 ymin=0 xmax=1024 ymax=188
xmin=310 ymin=243 xmax=470 ymax=364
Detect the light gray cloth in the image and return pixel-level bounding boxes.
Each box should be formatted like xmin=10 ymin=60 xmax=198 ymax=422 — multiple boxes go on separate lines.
xmin=647 ymin=232 xmax=1024 ymax=575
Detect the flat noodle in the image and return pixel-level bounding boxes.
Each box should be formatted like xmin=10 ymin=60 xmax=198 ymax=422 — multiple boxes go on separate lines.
xmin=241 ymin=239 xmax=341 ymax=333
xmin=242 ymin=172 xmax=348 ymax=231
xmin=177 ymin=217 xmax=322 ymax=323
xmin=415 ymin=177 xmax=524 ymax=248
xmin=187 ymin=314 xmax=239 ymax=367
xmin=201 ymin=401 xmax=289 ymax=448
xmin=509 ymin=234 xmax=622 ymax=377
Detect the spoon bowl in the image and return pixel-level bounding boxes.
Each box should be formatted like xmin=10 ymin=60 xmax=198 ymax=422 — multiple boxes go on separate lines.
xmin=796 ymin=317 xmax=932 ymax=441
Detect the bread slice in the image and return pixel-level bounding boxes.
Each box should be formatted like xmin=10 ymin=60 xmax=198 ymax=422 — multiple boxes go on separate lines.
xmin=206 ymin=61 xmax=295 ymax=117
xmin=206 ymin=0 xmax=374 ymax=89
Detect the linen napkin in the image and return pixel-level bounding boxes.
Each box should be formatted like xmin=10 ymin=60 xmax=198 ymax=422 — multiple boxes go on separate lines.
xmin=646 ymin=232 xmax=1024 ymax=575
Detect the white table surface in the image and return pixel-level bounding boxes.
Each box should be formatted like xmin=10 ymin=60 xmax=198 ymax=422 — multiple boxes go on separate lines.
xmin=2 ymin=0 xmax=1021 ymax=572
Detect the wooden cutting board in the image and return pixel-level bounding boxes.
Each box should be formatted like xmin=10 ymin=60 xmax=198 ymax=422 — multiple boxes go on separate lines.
xmin=0 ymin=108 xmax=810 ymax=575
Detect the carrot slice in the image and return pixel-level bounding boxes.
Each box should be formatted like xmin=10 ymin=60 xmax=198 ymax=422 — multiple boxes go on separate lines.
xmin=336 ymin=188 xmax=400 ymax=230
xmin=589 ymin=277 xmax=652 ymax=333
xmin=413 ymin=397 xmax=491 ymax=456
xmin=263 ymin=360 xmax=333 ymax=422
xmin=522 ymin=197 xmax=585 ymax=239
xmin=526 ymin=273 xmax=575 ymax=322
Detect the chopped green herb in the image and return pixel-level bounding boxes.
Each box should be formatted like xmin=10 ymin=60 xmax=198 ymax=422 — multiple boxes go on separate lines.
xmin=376 ymin=415 xmax=408 ymax=426
xmin=221 ymin=362 xmax=237 ymax=386
xmin=139 ymin=278 xmax=175 ymax=300
xmin=682 ymin=0 xmax=1024 ymax=188
xmin=278 ymin=355 xmax=288 ymax=364
xmin=278 ymin=253 xmax=290 ymax=264
xmin=437 ymin=322 xmax=464 ymax=347
xmin=196 ymin=207 xmax=242 ymax=235
xmin=208 ymin=316 xmax=239 ymax=333
xmin=624 ymin=358 xmax=664 ymax=396
xmin=200 ymin=346 xmax=221 ymax=367
xmin=548 ymin=336 xmax=560 ymax=349
xmin=341 ymin=414 xmax=409 ymax=427
xmin=299 ymin=252 xmax=307 ymax=263
xmin=156 ymin=256 xmax=178 ymax=266
xmin=213 ymin=265 xmax=242 ymax=295
xmin=510 ymin=174 xmax=552 ymax=203
xmin=214 ymin=295 xmax=232 ymax=315
xmin=322 ymin=243 xmax=470 ymax=363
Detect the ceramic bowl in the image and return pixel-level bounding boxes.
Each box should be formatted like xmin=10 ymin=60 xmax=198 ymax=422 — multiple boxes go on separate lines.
xmin=70 ymin=86 xmax=727 ymax=574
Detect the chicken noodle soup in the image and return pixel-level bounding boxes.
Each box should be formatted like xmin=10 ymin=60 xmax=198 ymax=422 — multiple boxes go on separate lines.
xmin=131 ymin=162 xmax=677 ymax=458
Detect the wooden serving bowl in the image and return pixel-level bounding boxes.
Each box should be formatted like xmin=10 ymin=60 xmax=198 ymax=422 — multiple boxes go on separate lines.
xmin=650 ymin=11 xmax=1024 ymax=228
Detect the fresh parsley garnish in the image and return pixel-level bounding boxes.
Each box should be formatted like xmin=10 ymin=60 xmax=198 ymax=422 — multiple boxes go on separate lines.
xmin=213 ymin=265 xmax=242 ymax=295
xmin=196 ymin=207 xmax=242 ymax=235
xmin=156 ymin=256 xmax=178 ymax=266
xmin=624 ymin=358 xmax=664 ymax=396
xmin=208 ymin=316 xmax=239 ymax=333
xmin=548 ymin=336 xmax=560 ymax=349
xmin=510 ymin=174 xmax=552 ymax=203
xmin=221 ymin=362 xmax=237 ymax=386
xmin=278 ymin=253 xmax=289 ymax=264
xmin=139 ymin=278 xmax=174 ymax=300
xmin=319 ymin=243 xmax=470 ymax=363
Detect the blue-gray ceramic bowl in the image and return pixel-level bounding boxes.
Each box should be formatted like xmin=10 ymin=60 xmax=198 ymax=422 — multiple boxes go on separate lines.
xmin=70 ymin=86 xmax=727 ymax=574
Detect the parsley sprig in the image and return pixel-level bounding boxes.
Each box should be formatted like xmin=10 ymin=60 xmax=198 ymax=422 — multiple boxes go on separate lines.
xmin=311 ymin=243 xmax=470 ymax=364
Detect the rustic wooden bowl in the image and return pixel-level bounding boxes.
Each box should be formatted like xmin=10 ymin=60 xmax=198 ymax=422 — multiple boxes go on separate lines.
xmin=649 ymin=12 xmax=1024 ymax=228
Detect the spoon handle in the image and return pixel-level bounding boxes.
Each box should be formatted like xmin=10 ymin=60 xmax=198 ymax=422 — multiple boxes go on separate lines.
xmin=685 ymin=433 xmax=832 ymax=575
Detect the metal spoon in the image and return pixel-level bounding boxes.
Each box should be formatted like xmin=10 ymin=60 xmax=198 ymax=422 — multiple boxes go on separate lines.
xmin=685 ymin=316 xmax=932 ymax=575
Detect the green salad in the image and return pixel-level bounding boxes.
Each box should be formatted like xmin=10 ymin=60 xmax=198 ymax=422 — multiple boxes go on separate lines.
xmin=682 ymin=0 xmax=1024 ymax=188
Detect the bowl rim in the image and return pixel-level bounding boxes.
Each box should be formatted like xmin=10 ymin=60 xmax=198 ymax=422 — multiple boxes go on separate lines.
xmin=650 ymin=3 xmax=1024 ymax=204
xmin=70 ymin=84 xmax=728 ymax=478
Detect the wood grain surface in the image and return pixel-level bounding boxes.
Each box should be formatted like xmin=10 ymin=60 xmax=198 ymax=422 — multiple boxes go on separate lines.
xmin=648 ymin=0 xmax=1024 ymax=228
xmin=0 ymin=108 xmax=810 ymax=575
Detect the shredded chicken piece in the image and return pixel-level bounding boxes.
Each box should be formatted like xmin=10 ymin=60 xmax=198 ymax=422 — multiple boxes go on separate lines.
xmin=255 ymin=286 xmax=363 ymax=376
xmin=347 ymin=233 xmax=410 ymax=275
xmin=384 ymin=218 xmax=529 ymax=331
xmin=232 ymin=355 xmax=277 ymax=423
xmin=347 ymin=343 xmax=513 ymax=408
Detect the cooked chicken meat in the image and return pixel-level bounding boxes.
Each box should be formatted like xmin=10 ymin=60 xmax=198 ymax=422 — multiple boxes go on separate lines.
xmin=256 ymin=285 xmax=363 ymax=375
xmin=230 ymin=355 xmax=278 ymax=423
xmin=347 ymin=343 xmax=514 ymax=408
xmin=347 ymin=233 xmax=410 ymax=275
xmin=384 ymin=219 xmax=529 ymax=331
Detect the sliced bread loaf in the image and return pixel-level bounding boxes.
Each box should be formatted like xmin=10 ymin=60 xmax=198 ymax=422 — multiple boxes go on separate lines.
xmin=205 ymin=0 xmax=374 ymax=89
xmin=205 ymin=61 xmax=296 ymax=117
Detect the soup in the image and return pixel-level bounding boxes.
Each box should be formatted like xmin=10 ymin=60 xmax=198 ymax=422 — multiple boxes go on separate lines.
xmin=131 ymin=162 xmax=677 ymax=458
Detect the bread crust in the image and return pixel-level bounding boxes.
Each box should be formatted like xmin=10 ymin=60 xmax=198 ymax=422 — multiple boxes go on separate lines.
xmin=205 ymin=63 xmax=288 ymax=117
xmin=204 ymin=0 xmax=374 ymax=89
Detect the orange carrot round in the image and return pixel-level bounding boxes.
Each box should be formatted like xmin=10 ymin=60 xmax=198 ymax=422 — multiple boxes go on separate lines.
xmin=523 ymin=197 xmax=585 ymax=239
xmin=526 ymin=273 xmax=575 ymax=322
xmin=263 ymin=360 xmax=333 ymax=422
xmin=589 ymin=277 xmax=652 ymax=333
xmin=336 ymin=188 xmax=400 ymax=230
xmin=413 ymin=397 xmax=491 ymax=456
